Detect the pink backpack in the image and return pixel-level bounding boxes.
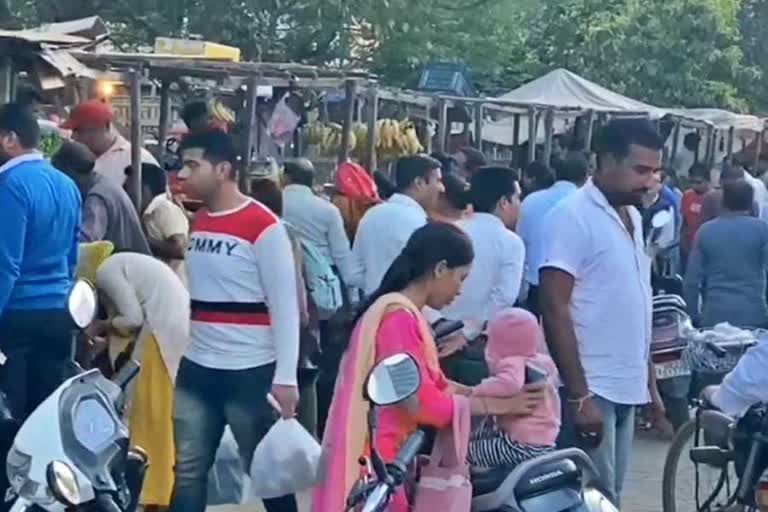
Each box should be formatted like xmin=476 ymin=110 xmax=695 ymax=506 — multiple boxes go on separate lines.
xmin=412 ymin=396 xmax=472 ymax=512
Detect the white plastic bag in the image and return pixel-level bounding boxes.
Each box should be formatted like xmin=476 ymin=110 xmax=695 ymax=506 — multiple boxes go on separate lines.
xmin=208 ymin=427 xmax=252 ymax=506
xmin=249 ymin=416 xmax=321 ymax=499
xmin=268 ymin=93 xmax=301 ymax=146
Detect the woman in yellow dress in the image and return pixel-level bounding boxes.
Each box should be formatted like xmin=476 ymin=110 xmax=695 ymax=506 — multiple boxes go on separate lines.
xmin=94 ymin=252 xmax=190 ymax=510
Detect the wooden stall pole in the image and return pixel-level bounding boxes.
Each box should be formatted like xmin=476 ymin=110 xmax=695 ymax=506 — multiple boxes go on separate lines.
xmin=437 ymin=99 xmax=448 ymax=153
xmin=129 ymin=69 xmax=143 ymax=212
xmin=157 ymin=80 xmax=171 ymax=160
xmin=338 ymin=79 xmax=357 ymax=164
xmin=364 ymin=85 xmax=378 ymax=173
xmin=526 ymin=107 xmax=537 ymax=164
xmin=473 ymin=103 xmax=483 ymax=152
xmin=669 ymin=118 xmax=682 ymax=164
xmin=0 ymin=56 xmax=12 ymax=103
xmin=512 ymin=114 xmax=521 ymax=149
xmin=755 ymin=129 xmax=764 ymax=172
xmin=424 ymin=99 xmax=433 ymax=154
xmin=240 ymin=76 xmax=259 ymax=193
xmin=726 ymin=126 xmax=735 ymax=165
xmin=582 ymin=110 xmax=595 ymax=154
xmin=704 ymin=126 xmax=714 ymax=167
xmin=543 ymin=108 xmax=555 ymax=165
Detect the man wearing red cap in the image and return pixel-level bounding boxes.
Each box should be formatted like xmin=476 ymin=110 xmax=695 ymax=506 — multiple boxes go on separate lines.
xmin=61 ymin=99 xmax=159 ymax=186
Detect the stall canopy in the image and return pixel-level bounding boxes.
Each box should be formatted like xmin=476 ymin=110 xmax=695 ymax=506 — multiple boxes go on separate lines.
xmin=497 ymin=68 xmax=665 ymax=117
xmin=667 ymin=108 xmax=764 ymax=133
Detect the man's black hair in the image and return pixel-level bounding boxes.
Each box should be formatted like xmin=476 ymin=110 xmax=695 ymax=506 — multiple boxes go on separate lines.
xmin=555 ymin=155 xmax=589 ymax=184
xmin=688 ymin=162 xmax=710 ymax=181
xmin=722 ymin=179 xmax=754 ymax=212
xmin=374 ymin=170 xmax=396 ymax=200
xmin=430 ymin=151 xmax=457 ymax=175
xmin=469 ymin=166 xmax=519 ymax=213
xmin=181 ymin=100 xmax=209 ymax=127
xmin=595 ymin=119 xmax=663 ymax=167
xmin=523 ymin=160 xmax=555 ymax=188
xmin=394 ymin=154 xmax=442 ymax=192
xmin=720 ymin=164 xmax=745 ymax=183
xmin=283 ymin=158 xmax=315 ymax=187
xmin=683 ymin=132 xmax=701 ymax=152
xmin=441 ymin=171 xmax=470 ymax=210
xmin=180 ymin=129 xmax=238 ymax=164
xmin=125 ymin=163 xmax=168 ymax=198
xmin=458 ymin=147 xmax=487 ymax=172
xmin=0 ymin=102 xmax=40 ymax=148
xmin=51 ymin=140 xmax=95 ymax=175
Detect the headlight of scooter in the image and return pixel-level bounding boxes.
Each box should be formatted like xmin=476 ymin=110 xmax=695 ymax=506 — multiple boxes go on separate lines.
xmin=46 ymin=460 xmax=81 ymax=506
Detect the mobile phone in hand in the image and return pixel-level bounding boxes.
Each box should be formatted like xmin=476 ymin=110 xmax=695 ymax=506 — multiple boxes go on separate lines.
xmin=525 ymin=363 xmax=548 ymax=384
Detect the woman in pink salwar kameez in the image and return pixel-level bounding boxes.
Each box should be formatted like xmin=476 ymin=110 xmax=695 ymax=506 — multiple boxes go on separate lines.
xmin=312 ymin=222 xmax=547 ymax=512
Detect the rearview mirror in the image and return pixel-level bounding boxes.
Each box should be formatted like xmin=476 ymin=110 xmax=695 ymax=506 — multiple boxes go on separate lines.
xmin=68 ymin=280 xmax=98 ymax=329
xmin=651 ymin=209 xmax=673 ymax=229
xmin=365 ymin=353 xmax=421 ymax=406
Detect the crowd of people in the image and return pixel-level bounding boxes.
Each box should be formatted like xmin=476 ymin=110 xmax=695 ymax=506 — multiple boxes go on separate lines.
xmin=2 ymin=93 xmax=768 ymax=512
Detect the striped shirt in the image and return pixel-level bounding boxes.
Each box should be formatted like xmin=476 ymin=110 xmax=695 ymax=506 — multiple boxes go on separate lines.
xmin=184 ymin=199 xmax=299 ymax=385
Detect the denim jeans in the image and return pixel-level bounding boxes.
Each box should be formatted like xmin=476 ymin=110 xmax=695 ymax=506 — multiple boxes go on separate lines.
xmin=170 ymin=358 xmax=298 ymax=512
xmin=557 ymin=391 xmax=636 ymax=505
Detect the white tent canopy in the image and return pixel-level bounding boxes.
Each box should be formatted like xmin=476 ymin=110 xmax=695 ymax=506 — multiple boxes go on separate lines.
xmin=496 ymin=68 xmax=666 ymax=118
xmin=667 ymin=108 xmax=764 ymax=133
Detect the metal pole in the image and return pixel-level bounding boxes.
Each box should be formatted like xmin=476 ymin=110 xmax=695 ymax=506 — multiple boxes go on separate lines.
xmin=704 ymin=126 xmax=714 ymax=167
xmin=364 ymin=85 xmax=378 ymax=173
xmin=338 ymin=79 xmax=357 ymax=164
xmin=473 ymin=103 xmax=483 ymax=152
xmin=437 ymin=99 xmax=448 ymax=153
xmin=240 ymin=76 xmax=258 ymax=193
xmin=543 ymin=108 xmax=555 ymax=165
xmin=129 ymin=69 xmax=143 ymax=211
xmin=526 ymin=107 xmax=536 ymax=163
xmin=157 ymin=80 xmax=171 ymax=161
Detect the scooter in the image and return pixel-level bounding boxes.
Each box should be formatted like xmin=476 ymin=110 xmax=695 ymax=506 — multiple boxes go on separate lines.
xmin=347 ymin=352 xmax=618 ymax=512
xmin=5 ymin=280 xmax=147 ymax=512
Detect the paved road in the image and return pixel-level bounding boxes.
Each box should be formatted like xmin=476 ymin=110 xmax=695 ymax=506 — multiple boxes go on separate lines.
xmin=210 ymin=432 xmax=674 ymax=512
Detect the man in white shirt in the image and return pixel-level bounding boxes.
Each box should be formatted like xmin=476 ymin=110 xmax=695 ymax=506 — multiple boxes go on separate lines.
xmin=540 ymin=119 xmax=666 ymax=505
xmin=442 ymin=166 xmax=525 ymax=338
xmin=61 ymin=99 xmax=159 ymax=186
xmin=171 ymin=130 xmax=299 ymax=512
xmin=353 ymin=154 xmax=444 ymax=295
xmin=517 ymin=156 xmax=588 ymax=316
xmin=281 ymin=158 xmax=361 ymax=287
xmin=705 ymin=336 xmax=768 ymax=418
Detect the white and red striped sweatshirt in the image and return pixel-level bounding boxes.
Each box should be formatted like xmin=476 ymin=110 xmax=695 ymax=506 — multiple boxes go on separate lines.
xmin=184 ymin=199 xmax=299 ymax=385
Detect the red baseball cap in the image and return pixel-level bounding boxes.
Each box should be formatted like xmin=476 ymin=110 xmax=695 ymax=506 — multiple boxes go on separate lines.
xmin=61 ymin=99 xmax=114 ymax=131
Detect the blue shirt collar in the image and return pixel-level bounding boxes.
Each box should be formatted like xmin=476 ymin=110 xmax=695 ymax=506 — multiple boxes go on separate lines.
xmin=0 ymin=152 xmax=44 ymax=175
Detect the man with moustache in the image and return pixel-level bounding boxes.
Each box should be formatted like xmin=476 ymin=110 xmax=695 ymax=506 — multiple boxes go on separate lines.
xmin=539 ymin=119 xmax=666 ymax=505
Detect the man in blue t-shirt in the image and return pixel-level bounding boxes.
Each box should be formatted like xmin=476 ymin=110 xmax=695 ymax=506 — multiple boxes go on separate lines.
xmin=0 ymin=103 xmax=82 ymax=419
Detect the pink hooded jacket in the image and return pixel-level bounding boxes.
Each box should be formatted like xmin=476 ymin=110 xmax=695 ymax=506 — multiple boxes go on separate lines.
xmin=472 ymin=308 xmax=561 ymax=446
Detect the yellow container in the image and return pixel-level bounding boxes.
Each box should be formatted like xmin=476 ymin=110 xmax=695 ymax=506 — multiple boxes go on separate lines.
xmin=154 ymin=37 xmax=241 ymax=62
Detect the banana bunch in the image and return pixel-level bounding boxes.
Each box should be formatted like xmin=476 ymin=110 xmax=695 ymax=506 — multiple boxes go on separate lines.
xmin=351 ymin=123 xmax=369 ymax=160
xmin=376 ymin=118 xmax=424 ymax=161
xmin=317 ymin=122 xmax=357 ymax=157
xmin=209 ymin=99 xmax=236 ymax=125
xmin=306 ymin=121 xmax=329 ymax=145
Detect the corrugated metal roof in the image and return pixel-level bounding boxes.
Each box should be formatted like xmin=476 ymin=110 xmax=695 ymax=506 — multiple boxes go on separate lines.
xmin=0 ymin=29 xmax=90 ymax=45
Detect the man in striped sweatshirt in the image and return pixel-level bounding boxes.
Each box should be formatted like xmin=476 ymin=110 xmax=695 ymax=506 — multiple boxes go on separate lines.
xmin=170 ymin=130 xmax=299 ymax=512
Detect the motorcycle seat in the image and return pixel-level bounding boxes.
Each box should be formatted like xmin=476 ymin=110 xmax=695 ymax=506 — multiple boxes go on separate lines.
xmin=471 ymin=468 xmax=511 ymax=497
xmin=513 ymin=458 xmax=582 ymax=499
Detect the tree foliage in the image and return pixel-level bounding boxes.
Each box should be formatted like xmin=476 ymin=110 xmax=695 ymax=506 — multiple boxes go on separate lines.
xmin=3 ymin=0 xmax=766 ymax=111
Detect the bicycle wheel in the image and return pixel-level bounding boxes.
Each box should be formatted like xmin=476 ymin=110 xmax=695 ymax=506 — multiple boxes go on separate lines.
xmin=662 ymin=418 xmax=738 ymax=512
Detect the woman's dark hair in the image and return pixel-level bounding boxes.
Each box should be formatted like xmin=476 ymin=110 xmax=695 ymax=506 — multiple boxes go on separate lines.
xmin=355 ymin=222 xmax=474 ymax=323
xmin=441 ymin=171 xmax=470 ymax=210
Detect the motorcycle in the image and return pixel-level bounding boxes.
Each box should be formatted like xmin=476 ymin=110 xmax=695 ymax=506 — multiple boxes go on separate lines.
xmin=347 ymin=352 xmax=618 ymax=512
xmin=651 ymin=294 xmax=693 ymax=431
xmin=6 ymin=280 xmax=147 ymax=512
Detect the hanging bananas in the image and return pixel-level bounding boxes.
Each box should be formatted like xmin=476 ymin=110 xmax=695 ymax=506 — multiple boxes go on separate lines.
xmin=305 ymin=118 xmax=423 ymax=160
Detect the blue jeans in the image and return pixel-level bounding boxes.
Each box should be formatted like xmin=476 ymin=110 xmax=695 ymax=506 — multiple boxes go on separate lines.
xmin=557 ymin=391 xmax=635 ymax=505
xmin=170 ymin=358 xmax=297 ymax=512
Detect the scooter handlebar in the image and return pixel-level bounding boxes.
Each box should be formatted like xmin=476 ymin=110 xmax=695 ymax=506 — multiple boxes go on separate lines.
xmin=392 ymin=430 xmax=425 ymax=473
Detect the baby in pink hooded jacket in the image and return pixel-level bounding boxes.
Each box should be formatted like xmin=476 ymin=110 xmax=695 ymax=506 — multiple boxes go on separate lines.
xmin=468 ymin=308 xmax=561 ymax=469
